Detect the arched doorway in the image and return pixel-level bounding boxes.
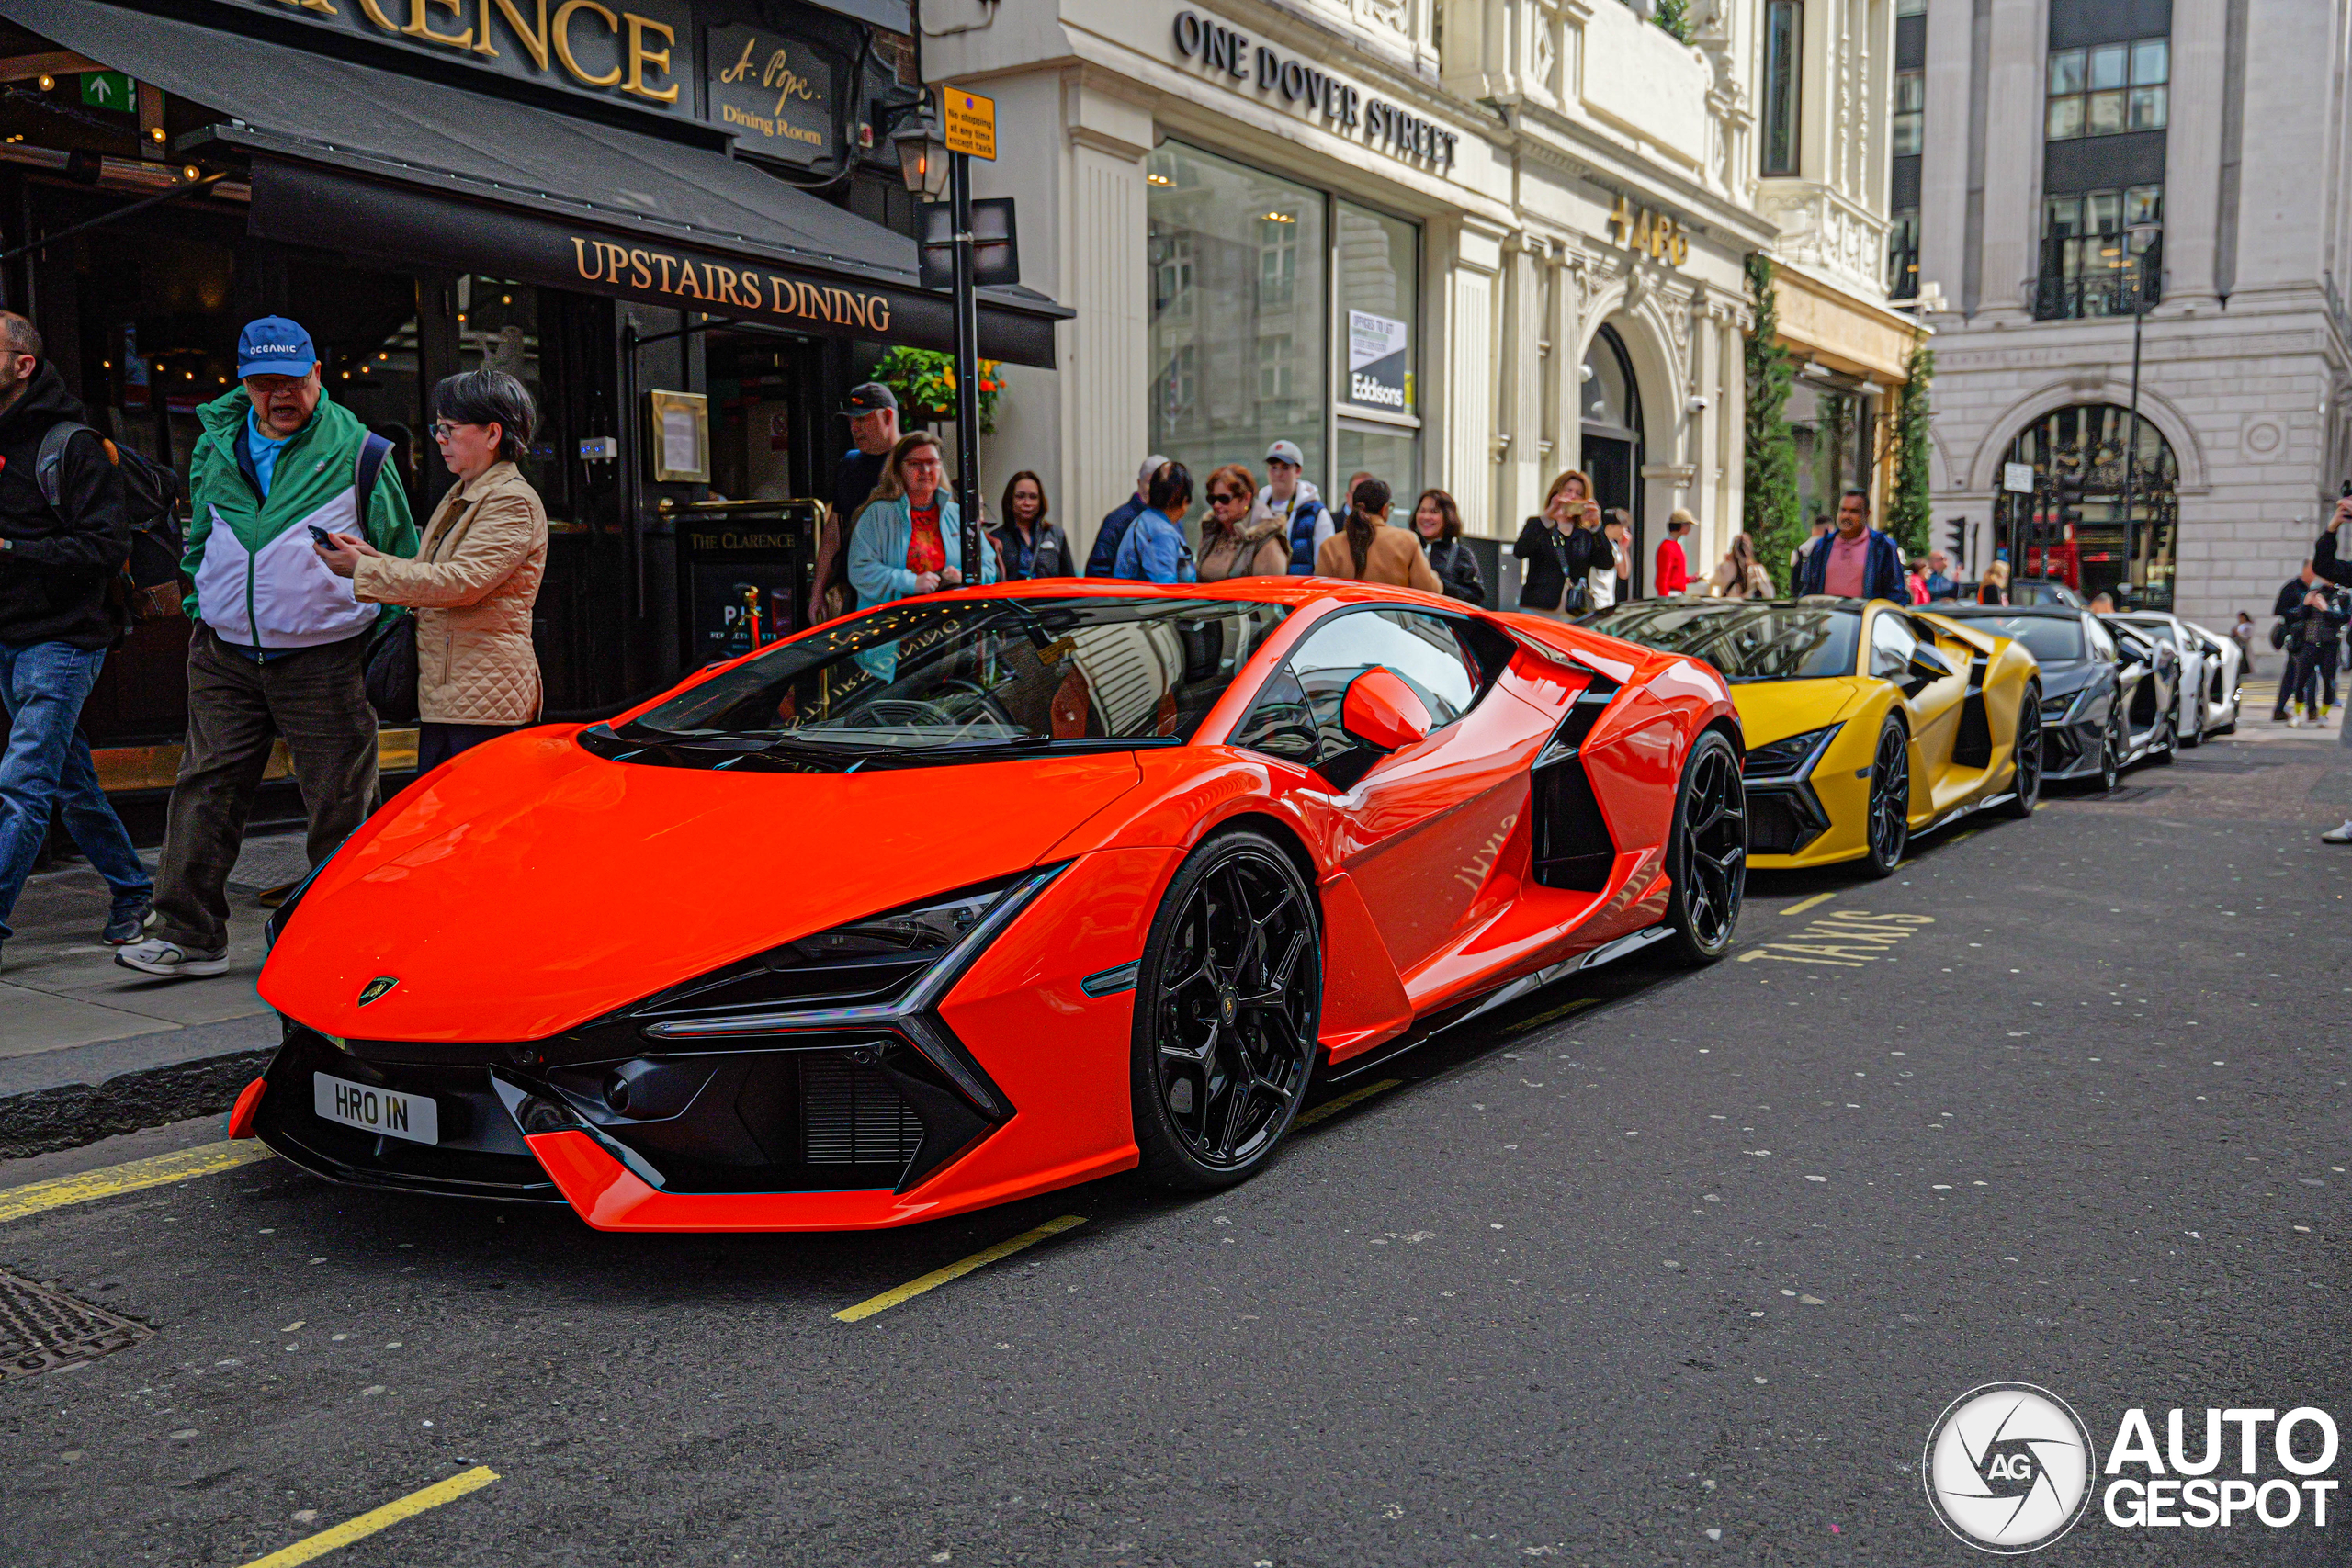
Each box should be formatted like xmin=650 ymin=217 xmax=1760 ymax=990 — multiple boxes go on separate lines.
xmin=1581 ymin=324 xmax=1645 ymax=594
xmin=1995 ymin=404 xmax=2179 ymax=608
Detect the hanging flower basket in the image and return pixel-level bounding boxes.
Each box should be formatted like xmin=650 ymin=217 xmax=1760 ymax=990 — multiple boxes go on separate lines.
xmin=871 ymin=346 xmax=1004 ymax=434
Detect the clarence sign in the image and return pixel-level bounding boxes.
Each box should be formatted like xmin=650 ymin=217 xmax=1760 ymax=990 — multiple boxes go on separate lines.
xmin=1170 ymin=9 xmax=1460 ymax=174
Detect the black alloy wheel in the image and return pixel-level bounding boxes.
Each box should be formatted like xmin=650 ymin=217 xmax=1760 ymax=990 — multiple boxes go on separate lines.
xmin=2097 ymin=704 xmax=2124 ymax=793
xmin=2000 ymin=686 xmax=2042 ymax=819
xmin=1861 ymin=717 xmax=1910 ymax=879
xmin=1662 ymin=729 xmax=1747 ymax=965
xmin=1130 ymin=829 xmax=1321 ymax=1190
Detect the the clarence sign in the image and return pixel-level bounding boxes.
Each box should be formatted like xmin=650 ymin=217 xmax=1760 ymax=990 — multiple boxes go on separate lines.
xmin=227 ymin=0 xmax=692 ymax=111
xmin=1170 ymin=10 xmax=1460 ymax=174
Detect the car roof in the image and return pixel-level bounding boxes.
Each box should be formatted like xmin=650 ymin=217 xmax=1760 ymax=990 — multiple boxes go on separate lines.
xmin=937 ymin=577 xmax=1442 ymax=610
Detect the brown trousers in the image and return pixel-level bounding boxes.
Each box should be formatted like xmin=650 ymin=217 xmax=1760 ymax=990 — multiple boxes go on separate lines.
xmin=152 ymin=626 xmax=378 ymax=951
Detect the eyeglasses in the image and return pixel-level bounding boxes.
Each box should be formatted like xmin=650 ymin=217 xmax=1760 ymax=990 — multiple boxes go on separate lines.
xmin=1209 ymin=491 xmax=1246 ymax=505
xmin=429 ymin=422 xmax=479 ymax=441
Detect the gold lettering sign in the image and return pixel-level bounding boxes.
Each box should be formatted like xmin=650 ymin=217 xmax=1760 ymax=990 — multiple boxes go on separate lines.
xmin=264 ymin=0 xmax=677 ymax=102
xmin=570 ymin=237 xmax=894 ymax=334
xmin=1607 ymin=196 xmax=1691 ymax=267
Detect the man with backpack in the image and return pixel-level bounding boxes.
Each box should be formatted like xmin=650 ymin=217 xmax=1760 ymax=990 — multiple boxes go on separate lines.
xmin=118 ymin=317 xmax=416 ymax=978
xmin=0 ymin=310 xmax=153 ymax=964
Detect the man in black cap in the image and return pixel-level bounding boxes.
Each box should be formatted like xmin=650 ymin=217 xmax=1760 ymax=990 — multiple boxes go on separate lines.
xmin=812 ymin=382 xmax=900 ymax=624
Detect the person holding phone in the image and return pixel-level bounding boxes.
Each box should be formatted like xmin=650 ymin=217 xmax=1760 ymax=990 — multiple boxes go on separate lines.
xmin=1513 ymin=469 xmax=1602 ymax=620
xmin=314 ymin=369 xmax=548 ymax=775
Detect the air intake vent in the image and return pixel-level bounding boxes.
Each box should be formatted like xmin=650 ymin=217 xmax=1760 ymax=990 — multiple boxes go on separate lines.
xmin=1530 ymin=673 xmax=1622 ymax=891
xmin=1952 ymin=655 xmax=1993 ymax=767
xmin=801 ymin=1060 xmax=926 ymax=1167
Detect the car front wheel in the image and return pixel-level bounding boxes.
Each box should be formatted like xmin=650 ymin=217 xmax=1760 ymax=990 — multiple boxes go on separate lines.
xmin=1861 ymin=717 xmax=1910 ymax=878
xmin=2001 ymin=687 xmax=2042 ymax=819
xmin=1129 ymin=829 xmax=1322 ymax=1191
xmin=1662 ymin=728 xmax=1747 ymax=965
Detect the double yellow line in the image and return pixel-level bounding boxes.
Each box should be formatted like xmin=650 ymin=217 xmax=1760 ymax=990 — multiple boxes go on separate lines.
xmin=0 ymin=1141 xmax=272 ymax=1224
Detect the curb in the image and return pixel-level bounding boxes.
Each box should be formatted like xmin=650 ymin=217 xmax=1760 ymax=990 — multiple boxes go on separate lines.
xmin=0 ymin=1048 xmax=275 ymax=1161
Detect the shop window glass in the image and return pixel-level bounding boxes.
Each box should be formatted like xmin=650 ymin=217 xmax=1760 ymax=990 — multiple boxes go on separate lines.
xmin=1337 ymin=423 xmax=1419 ymax=506
xmin=1888 ymin=207 xmax=1920 ymax=299
xmin=1337 ymin=201 xmax=1418 ymax=415
xmin=1148 ymin=142 xmax=1328 ymax=500
xmin=1893 ymin=70 xmax=1925 ymax=157
xmin=2037 ymin=184 xmax=2162 ymax=319
xmin=1761 ymin=1 xmax=1803 ymax=176
xmin=1582 ymin=338 xmax=1634 ymax=430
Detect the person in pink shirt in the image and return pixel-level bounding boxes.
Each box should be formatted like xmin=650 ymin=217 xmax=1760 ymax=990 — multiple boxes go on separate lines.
xmin=1800 ymin=488 xmax=1906 ymax=601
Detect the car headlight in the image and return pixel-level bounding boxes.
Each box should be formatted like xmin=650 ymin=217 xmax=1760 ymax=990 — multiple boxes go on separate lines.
xmin=2041 ymin=688 xmax=2088 ymax=723
xmin=635 ymin=867 xmax=1064 ymax=1036
xmin=1742 ymin=724 xmax=1841 ymax=782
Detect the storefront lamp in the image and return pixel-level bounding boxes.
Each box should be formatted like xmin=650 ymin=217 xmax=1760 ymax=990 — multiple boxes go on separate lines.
xmin=893 ymin=120 xmax=951 ymax=200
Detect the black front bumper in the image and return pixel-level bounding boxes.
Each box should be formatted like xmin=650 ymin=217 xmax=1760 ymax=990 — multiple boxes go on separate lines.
xmin=254 ymin=1017 xmax=1000 ymax=1205
xmin=2040 ymin=716 xmax=2106 ymax=780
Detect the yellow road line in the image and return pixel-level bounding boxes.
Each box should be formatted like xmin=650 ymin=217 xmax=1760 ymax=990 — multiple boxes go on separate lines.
xmin=834 ymin=1215 xmax=1088 ymax=1323
xmin=1942 ymin=829 xmax=1978 ymax=847
xmin=1500 ymin=995 xmax=1603 ymax=1037
xmin=239 ymin=1466 xmax=498 ymax=1568
xmin=1295 ymin=1077 xmax=1404 ymax=1127
xmin=1781 ymin=892 xmax=1838 ymax=917
xmin=0 ymin=1141 xmax=273 ymax=1224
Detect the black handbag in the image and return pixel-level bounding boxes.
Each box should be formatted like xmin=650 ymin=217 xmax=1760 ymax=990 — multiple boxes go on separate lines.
xmin=366 ymin=611 xmax=419 ymax=724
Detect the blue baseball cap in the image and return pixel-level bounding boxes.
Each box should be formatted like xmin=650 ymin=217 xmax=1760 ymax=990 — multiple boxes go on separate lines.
xmin=236 ymin=316 xmax=316 ymax=379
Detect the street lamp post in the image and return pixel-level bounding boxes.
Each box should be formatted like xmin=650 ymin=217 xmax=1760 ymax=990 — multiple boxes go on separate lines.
xmin=2117 ymin=225 xmax=2161 ymax=605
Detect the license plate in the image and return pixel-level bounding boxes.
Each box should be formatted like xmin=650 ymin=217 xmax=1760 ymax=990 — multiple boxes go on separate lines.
xmin=312 ymin=1072 xmax=439 ymax=1145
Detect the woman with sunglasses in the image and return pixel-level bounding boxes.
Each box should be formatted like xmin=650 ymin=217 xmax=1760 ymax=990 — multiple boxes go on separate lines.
xmin=315 ymin=368 xmax=547 ymax=773
xmin=1196 ymin=464 xmax=1289 ymax=581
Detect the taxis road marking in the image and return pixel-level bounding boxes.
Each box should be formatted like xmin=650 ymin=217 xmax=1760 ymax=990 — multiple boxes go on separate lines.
xmin=1738 ymin=910 xmax=1937 ymax=967
xmin=0 ymin=1140 xmax=273 ymax=1224
xmin=834 ymin=1215 xmax=1088 ymax=1322
xmin=238 ymin=1466 xmax=498 ymax=1568
xmin=1295 ymin=1077 xmax=1405 ymax=1126
xmin=1781 ymin=892 xmax=1838 ymax=917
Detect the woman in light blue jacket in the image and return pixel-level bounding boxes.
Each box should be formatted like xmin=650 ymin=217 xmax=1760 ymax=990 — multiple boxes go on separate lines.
xmin=846 ymin=432 xmax=999 ymax=608
xmin=1112 ymin=460 xmax=1198 ymax=584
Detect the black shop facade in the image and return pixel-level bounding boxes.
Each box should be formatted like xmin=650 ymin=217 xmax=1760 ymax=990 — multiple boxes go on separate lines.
xmin=0 ymin=0 xmax=1064 ymax=793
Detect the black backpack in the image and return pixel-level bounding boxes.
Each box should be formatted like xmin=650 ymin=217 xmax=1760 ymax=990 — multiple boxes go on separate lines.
xmin=36 ymin=421 xmax=187 ymax=623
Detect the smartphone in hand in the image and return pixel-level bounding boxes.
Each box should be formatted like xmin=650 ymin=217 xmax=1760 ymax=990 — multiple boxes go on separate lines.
xmin=308 ymin=525 xmax=336 ymax=549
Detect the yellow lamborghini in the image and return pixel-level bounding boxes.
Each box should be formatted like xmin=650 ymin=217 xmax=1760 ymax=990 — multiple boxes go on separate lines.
xmin=1581 ymin=596 xmax=2043 ymax=876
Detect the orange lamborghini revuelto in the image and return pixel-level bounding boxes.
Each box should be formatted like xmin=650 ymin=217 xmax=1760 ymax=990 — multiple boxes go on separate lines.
xmin=236 ymin=580 xmax=1744 ymax=1231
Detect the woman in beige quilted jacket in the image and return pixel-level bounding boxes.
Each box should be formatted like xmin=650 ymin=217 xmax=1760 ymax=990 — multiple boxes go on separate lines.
xmin=315 ymin=370 xmax=547 ymax=773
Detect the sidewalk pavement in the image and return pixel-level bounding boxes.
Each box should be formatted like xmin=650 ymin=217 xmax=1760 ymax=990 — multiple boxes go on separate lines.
xmin=1 ymin=830 xmax=306 ymax=1157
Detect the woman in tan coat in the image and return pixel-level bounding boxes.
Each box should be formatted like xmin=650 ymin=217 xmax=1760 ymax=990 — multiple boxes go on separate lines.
xmin=1313 ymin=478 xmax=1445 ymax=594
xmin=1196 ymin=463 xmax=1290 ymax=581
xmin=317 ymin=370 xmax=548 ymax=773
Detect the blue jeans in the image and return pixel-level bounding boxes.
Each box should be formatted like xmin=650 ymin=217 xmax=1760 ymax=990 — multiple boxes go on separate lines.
xmin=0 ymin=640 xmax=153 ymax=942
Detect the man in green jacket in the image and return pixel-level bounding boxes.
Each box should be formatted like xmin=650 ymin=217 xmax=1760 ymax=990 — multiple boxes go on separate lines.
xmin=119 ymin=316 xmax=416 ymax=977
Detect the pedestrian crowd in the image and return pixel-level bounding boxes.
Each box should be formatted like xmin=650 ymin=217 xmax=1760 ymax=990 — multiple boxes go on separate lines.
xmin=0 ymin=310 xmax=548 ymax=974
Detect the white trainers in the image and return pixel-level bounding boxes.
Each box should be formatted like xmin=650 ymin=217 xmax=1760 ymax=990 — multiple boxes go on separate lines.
xmin=2290 ymin=712 xmax=2305 ymax=728
xmin=114 ymin=937 xmax=230 ymax=978
xmin=2324 ymin=821 xmax=2352 ymax=845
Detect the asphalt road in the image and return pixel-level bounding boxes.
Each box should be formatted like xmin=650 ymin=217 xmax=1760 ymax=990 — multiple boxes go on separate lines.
xmin=4 ymin=729 xmax=2348 ymax=1566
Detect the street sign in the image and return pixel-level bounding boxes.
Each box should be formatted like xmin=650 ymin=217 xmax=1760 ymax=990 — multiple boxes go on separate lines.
xmin=79 ymin=72 xmax=132 ymax=112
xmin=2003 ymin=461 xmax=2035 ymax=494
xmin=941 ymin=88 xmax=996 ymax=160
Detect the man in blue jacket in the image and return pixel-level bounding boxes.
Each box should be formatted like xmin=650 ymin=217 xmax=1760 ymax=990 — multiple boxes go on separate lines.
xmin=1085 ymin=454 xmax=1169 ymax=578
xmin=1797 ymin=488 xmax=1906 ymax=602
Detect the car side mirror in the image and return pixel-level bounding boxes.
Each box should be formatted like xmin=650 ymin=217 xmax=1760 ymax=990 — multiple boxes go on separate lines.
xmin=1340 ymin=667 xmax=1433 ymax=752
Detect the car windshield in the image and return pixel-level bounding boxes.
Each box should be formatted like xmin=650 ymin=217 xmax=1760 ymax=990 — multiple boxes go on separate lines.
xmin=2122 ymin=617 xmax=2180 ymax=647
xmin=1947 ymin=613 xmax=2086 ymax=664
xmin=1582 ymin=601 xmax=1860 ymax=682
xmin=614 ymin=596 xmax=1291 ymax=758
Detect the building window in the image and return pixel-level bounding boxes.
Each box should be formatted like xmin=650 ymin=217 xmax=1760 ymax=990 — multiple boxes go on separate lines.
xmin=1894 ymin=0 xmax=1925 ymax=13
xmin=1888 ymin=208 xmax=1920 ymax=299
xmin=1892 ymin=69 xmax=1924 ymax=156
xmin=2037 ymin=184 xmax=2163 ymax=319
xmin=2046 ymin=37 xmax=2167 ymax=141
xmin=1761 ymin=1 xmax=1802 ymax=176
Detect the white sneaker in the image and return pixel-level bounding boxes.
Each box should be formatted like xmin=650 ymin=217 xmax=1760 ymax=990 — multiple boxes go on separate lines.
xmin=2324 ymin=821 xmax=2352 ymax=845
xmin=114 ymin=937 xmax=230 ymax=978
xmin=2290 ymin=712 xmax=2305 ymax=728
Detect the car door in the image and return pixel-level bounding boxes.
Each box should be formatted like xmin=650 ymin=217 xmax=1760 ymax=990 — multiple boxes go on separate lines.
xmin=1867 ymin=608 xmax=1969 ymax=812
xmin=1229 ymin=606 xmax=1546 ymax=978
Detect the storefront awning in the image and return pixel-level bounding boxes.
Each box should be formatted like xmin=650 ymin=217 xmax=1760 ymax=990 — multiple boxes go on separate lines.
xmin=0 ymin=0 xmax=1067 ymax=367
